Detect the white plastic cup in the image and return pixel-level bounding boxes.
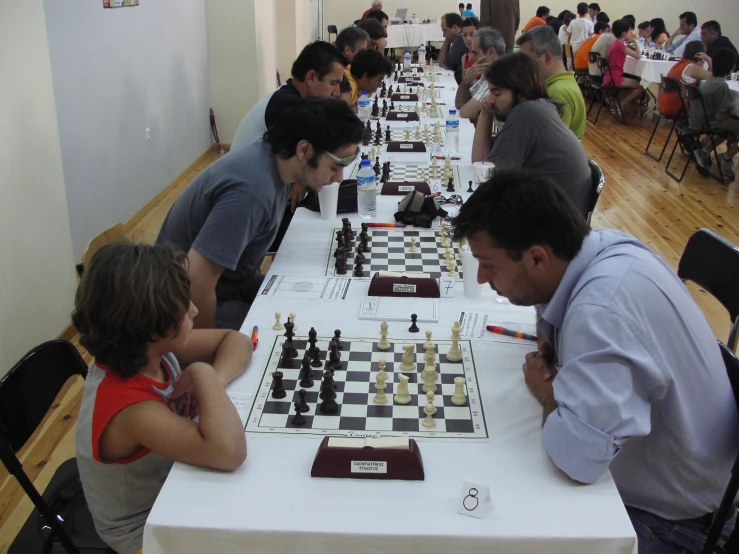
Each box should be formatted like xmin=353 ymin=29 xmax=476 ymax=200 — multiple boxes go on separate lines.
xmin=317 ymin=183 xmax=340 ymax=220
xmin=472 ymin=161 xmax=494 ymax=185
xmin=461 ymin=249 xmax=483 ymax=298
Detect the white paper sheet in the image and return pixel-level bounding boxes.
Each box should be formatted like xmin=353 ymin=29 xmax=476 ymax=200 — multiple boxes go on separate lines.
xmin=259 ymin=275 xmax=352 ymax=300
xmin=359 ymin=296 xmax=438 ymax=322
xmin=227 ymin=392 xmax=252 ymax=426
xmin=458 ymin=310 xmax=537 ymax=345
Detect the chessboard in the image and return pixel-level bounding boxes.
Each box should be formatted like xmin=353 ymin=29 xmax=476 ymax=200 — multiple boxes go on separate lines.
xmin=244 ymin=334 xmax=488 ymax=440
xmin=324 ymin=226 xmax=464 ymax=281
xmin=349 ymin=162 xmax=462 ymax=188
xmin=394 ymin=104 xmax=444 ymax=119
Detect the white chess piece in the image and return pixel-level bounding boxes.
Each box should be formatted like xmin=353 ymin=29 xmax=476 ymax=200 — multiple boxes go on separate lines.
xmin=451 ymin=376 xmax=467 ymax=405
xmin=378 ymin=358 xmax=388 ymax=378
xmin=446 ymin=321 xmax=463 ymax=362
xmin=272 ymin=312 xmax=282 ymax=331
xmin=399 ymin=344 xmax=416 ymax=371
xmin=415 ymin=127 xmax=421 ymax=140
xmin=378 ymin=320 xmax=391 ymax=350
xmin=424 ymin=330 xmax=433 ymax=350
xmin=404 ymin=128 xmax=411 ymax=140
xmin=422 ymin=401 xmax=436 ymax=427
xmin=289 ymin=312 xmax=297 ymax=332
xmin=422 ymin=366 xmax=437 ymax=393
xmin=374 ymin=371 xmax=388 ymax=404
xmin=394 ymin=374 xmax=412 ymax=404
xmin=426 ymin=390 xmax=437 ymax=414
xmin=449 ymin=265 xmax=459 ymax=279
xmin=409 ymin=237 xmax=419 ymax=252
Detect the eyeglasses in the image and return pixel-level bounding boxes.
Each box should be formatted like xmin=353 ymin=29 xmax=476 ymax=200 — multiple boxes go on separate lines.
xmin=325 ymin=147 xmax=361 ymax=167
xmin=437 ymin=194 xmax=463 ymax=205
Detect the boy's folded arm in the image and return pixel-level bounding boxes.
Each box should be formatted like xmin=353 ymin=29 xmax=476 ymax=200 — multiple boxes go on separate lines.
xmin=173 ymin=329 xmax=252 ymax=386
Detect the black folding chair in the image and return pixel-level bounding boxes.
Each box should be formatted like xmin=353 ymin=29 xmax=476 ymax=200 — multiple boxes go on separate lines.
xmin=0 ymin=340 xmax=111 ymax=553
xmin=701 ymin=342 xmax=739 ymax=553
xmin=646 ymin=75 xmax=686 ymax=162
xmin=586 ymin=159 xmax=606 ymax=224
xmin=585 ymin=52 xmax=604 ymax=111
xmin=678 ymin=229 xmax=739 ymax=351
xmin=586 ymin=56 xmax=640 ymax=125
xmin=327 ymin=24 xmax=338 ymax=43
xmin=665 ymin=83 xmax=730 ymax=183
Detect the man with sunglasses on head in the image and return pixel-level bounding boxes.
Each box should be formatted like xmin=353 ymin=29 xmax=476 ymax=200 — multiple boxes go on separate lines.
xmin=156 ymin=98 xmax=364 ymax=330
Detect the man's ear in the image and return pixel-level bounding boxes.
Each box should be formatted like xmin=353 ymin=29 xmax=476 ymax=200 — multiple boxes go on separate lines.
xmin=304 ymin=69 xmax=317 ymax=85
xmin=295 ymin=140 xmax=312 ymax=162
xmin=527 ymin=245 xmax=552 ymax=271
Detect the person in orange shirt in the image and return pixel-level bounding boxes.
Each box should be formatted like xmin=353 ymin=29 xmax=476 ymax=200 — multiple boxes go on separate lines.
xmin=657 ymin=40 xmax=712 ymax=118
xmin=574 ymin=21 xmax=609 ymax=70
xmin=524 ymin=6 xmax=550 ymax=32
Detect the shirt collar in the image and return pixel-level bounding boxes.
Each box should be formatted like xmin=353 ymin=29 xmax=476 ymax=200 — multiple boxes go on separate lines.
xmin=546 ymin=71 xmax=575 ymax=85
xmin=538 ymin=231 xmax=598 ymax=330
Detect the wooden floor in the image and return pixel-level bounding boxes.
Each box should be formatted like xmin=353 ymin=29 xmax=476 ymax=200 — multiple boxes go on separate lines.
xmin=1 ymin=111 xmax=738 ymax=552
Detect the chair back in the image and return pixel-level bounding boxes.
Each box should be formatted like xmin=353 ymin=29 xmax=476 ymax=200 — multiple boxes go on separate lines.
xmin=680 ymin=82 xmax=712 ymax=132
xmin=327 ymin=24 xmax=338 ymax=34
xmin=660 ymin=75 xmax=680 ymax=93
xmin=597 ymin=56 xmax=617 ymax=84
xmin=562 ymin=43 xmax=574 ymax=68
xmin=0 ymin=340 xmax=87 ymax=452
xmin=588 ymin=51 xmax=601 ymax=64
xmin=586 ymin=159 xmax=606 ymax=224
xmin=678 ymin=229 xmax=739 ymax=351
xmin=80 ymin=223 xmax=125 ymax=272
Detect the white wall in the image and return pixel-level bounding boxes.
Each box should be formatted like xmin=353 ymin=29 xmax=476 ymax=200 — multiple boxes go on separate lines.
xmin=276 ymin=0 xmax=313 ymax=81
xmin=206 ymin=0 xmax=278 ymax=144
xmin=0 ymin=0 xmax=77 ymax=375
xmin=43 ymin=0 xmax=213 ymax=261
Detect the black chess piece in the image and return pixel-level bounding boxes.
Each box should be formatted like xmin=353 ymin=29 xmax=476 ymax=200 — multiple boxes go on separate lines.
xmin=311 ymin=345 xmax=323 ymax=367
xmin=271 ymin=371 xmax=287 ymax=398
xmin=385 ymin=126 xmax=391 ymax=142
xmin=332 ymin=329 xmax=343 ymax=350
xmin=409 ymin=314 xmax=420 ymax=333
xmin=361 ymin=222 xmax=369 ymax=233
xmin=308 ymin=327 xmax=317 ymax=352
xmin=356 ymin=250 xmax=366 ymax=263
xmin=319 ymin=371 xmax=337 ymax=400
xmin=373 ymin=156 xmax=381 ymax=176
xmin=299 ymin=355 xmax=314 ymax=388
xmin=390 ymin=101 xmax=396 ymax=111
xmin=284 ymin=319 xmax=298 ymax=357
xmin=326 ymin=342 xmax=342 ymax=371
xmin=319 ymin=384 xmax=339 ymax=413
xmin=373 ymin=133 xmax=381 ymax=146
xmin=381 ymin=105 xmax=387 ymax=118
xmin=359 ymin=236 xmax=370 ymax=253
xmin=280 ymin=342 xmax=296 ymax=369
xmin=467 ymin=180 xmax=474 ymax=193
xmin=446 ymin=177 xmax=455 ymax=193
xmin=354 ymin=257 xmax=365 ymax=277
xmin=375 ymin=120 xmax=381 ymax=134
xmin=291 ymin=402 xmax=306 ymax=425
xmin=297 ymin=389 xmax=310 ymax=412
xmin=336 ymin=253 xmax=347 ymax=275
xmin=335 ymin=246 xmax=345 ymax=270
xmin=334 ymin=233 xmax=345 ymax=257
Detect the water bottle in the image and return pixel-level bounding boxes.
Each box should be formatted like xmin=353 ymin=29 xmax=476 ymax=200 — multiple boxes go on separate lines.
xmin=356 ymin=159 xmax=377 ymax=219
xmin=418 ymin=43 xmax=427 ymax=64
xmin=411 ymin=13 xmax=417 ymax=24
xmin=357 ymin=91 xmax=370 ymax=122
xmin=445 ymin=109 xmax=459 ymax=153
xmin=403 ymin=50 xmax=412 ymax=72
xmin=638 ymin=36 xmax=645 ymax=54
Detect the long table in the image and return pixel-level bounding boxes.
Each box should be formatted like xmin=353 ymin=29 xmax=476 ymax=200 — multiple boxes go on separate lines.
xmin=143 ymin=69 xmax=637 ymax=554
xmin=728 ymin=78 xmax=739 ymax=117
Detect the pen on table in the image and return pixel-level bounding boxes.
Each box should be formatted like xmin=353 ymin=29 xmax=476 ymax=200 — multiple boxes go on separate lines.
xmin=485 ymin=325 xmax=537 ymax=342
xmin=251 ymin=325 xmax=259 ymax=350
xmin=432 ymin=155 xmax=461 ymax=161
xmin=366 ymin=222 xmax=407 ymax=228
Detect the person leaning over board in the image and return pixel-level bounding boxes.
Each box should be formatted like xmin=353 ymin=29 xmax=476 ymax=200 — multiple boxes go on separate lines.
xmin=156 ymin=98 xmax=365 ymax=330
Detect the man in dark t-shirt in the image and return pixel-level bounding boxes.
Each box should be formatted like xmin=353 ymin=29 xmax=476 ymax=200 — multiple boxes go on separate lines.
xmin=701 ymin=21 xmax=738 ymax=59
xmin=440 ymin=12 xmax=468 ymax=84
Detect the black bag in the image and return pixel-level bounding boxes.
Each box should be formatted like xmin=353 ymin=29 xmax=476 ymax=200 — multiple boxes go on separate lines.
xmin=302 ymin=180 xmax=358 ymax=214
xmin=394 ymin=191 xmax=448 ymax=228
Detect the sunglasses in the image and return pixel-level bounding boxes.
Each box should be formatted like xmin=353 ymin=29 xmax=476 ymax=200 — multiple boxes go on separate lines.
xmin=438 ymin=194 xmax=463 ymax=205
xmin=325 ymin=147 xmax=361 ymax=167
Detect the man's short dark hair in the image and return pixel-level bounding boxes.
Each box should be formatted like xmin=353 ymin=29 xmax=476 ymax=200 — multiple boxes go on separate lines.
xmin=459 ymin=3 xmax=465 ymax=8
xmin=443 ymin=12 xmax=464 ymax=29
xmin=485 ymin=52 xmax=550 ymax=104
xmin=451 ymin=168 xmax=590 ymax=261
xmin=712 ymin=47 xmax=738 ymax=78
xmin=336 ymin=26 xmax=370 ymax=57
xmin=466 ymin=3 xmax=473 ymax=9
xmin=462 ymin=17 xmax=479 ymax=29
xmin=264 ymin=97 xmax=364 ymax=161
xmin=611 ymin=20 xmax=630 ymax=39
xmin=536 ymin=6 xmax=550 ymax=18
xmin=576 ymin=3 xmax=588 ymax=16
xmin=622 ymin=14 xmax=636 ymax=29
xmin=595 ymin=12 xmax=609 ymax=24
xmin=637 ymin=21 xmax=650 ymax=31
xmin=594 ymin=21 xmax=610 ymax=34
xmin=356 ymin=18 xmax=387 ymax=39
xmin=562 ymin=12 xmax=575 ymax=25
xmin=588 ymin=3 xmax=600 ymax=11
xmin=350 ymin=47 xmax=393 ymax=79
xmin=556 ymin=10 xmax=570 ymax=20
xmin=291 ymin=41 xmax=346 ymax=81
xmin=366 ymin=9 xmax=389 ymax=23
xmin=701 ymin=21 xmax=722 ymax=36
xmin=679 ymin=11 xmax=698 ymax=28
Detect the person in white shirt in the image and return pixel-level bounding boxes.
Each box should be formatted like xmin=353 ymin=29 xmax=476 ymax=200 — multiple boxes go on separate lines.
xmin=567 ymin=2 xmax=594 ymax=56
xmin=665 ymin=11 xmax=701 ymax=58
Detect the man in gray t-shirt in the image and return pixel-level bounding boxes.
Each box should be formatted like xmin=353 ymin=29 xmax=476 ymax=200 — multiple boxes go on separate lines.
xmin=156 ymin=97 xmax=364 ymax=330
xmin=472 ymin=53 xmax=592 ymax=217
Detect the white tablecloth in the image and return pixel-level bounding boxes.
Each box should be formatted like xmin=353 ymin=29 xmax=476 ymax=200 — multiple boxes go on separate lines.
xmin=386 ymin=23 xmax=443 ymax=49
xmin=728 ymin=79 xmax=739 ymax=117
xmin=142 ymin=69 xmax=637 ymax=554
xmin=624 ymin=57 xmax=677 ymax=88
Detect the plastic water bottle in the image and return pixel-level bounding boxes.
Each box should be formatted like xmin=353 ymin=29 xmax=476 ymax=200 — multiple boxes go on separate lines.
xmin=418 ymin=43 xmax=427 ymax=64
xmin=445 ymin=109 xmax=459 ymax=153
xmin=638 ymin=36 xmax=645 ymax=53
xmin=356 ymin=159 xmax=377 ymax=219
xmin=357 ymin=91 xmax=370 ymax=122
xmin=403 ymin=50 xmax=412 ymax=72
xmin=411 ymin=13 xmax=417 ymax=24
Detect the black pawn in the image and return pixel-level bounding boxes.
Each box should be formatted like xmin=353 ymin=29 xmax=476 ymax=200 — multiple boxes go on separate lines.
xmin=361 ymin=222 xmax=369 ymax=233
xmin=336 ymin=253 xmax=347 ymax=275
xmin=409 ymin=314 xmax=420 ymax=333
xmin=297 ymin=389 xmax=310 ymax=412
xmin=373 ymin=156 xmax=381 ymax=176
xmin=326 ymin=342 xmax=342 ymax=371
xmin=271 ymin=371 xmax=286 ymax=398
xmin=332 ymin=329 xmax=343 ymax=350
xmin=291 ymin=402 xmax=306 ymax=425
xmin=385 ymin=126 xmax=391 ymax=142
xmin=311 ymin=346 xmax=323 ymax=368
xmin=375 ymin=120 xmax=381 ymax=134
xmin=354 ymin=259 xmax=365 ymax=277
xmin=359 ymin=236 xmax=370 ymax=253
xmin=299 ymin=355 xmax=314 ymax=388
xmin=467 ymin=180 xmax=473 ymax=193
xmin=446 ymin=177 xmax=455 ymax=193
xmin=356 ymin=250 xmax=366 ymax=263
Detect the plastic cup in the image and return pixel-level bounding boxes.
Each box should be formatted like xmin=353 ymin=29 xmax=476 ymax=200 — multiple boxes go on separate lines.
xmin=461 ymin=249 xmax=483 ymax=298
xmin=317 ymin=183 xmax=340 ymax=220
xmin=472 ymin=162 xmax=494 ymax=185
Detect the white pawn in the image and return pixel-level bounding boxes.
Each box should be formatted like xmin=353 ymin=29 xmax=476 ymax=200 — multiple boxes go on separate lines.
xmin=272 ymin=312 xmax=282 ymax=331
xmin=378 ymin=320 xmax=391 ymax=350
xmin=424 ymin=330 xmax=433 ymax=350
xmin=409 ymin=237 xmax=419 ymax=253
xmin=415 ymin=127 xmax=421 ymax=140
xmin=426 ymin=390 xmax=437 ymax=414
xmin=399 ymin=344 xmax=416 ymax=371
xmin=378 ymin=358 xmax=387 ymax=378
xmin=449 ymin=263 xmax=459 ymax=279
xmin=404 ymin=128 xmax=411 ymax=140
xmin=422 ymin=401 xmax=436 ymax=428
xmin=374 ymin=371 xmax=388 ymax=404
xmin=446 ymin=321 xmax=463 ymax=362
xmin=451 ymin=376 xmax=467 ymax=405
xmin=394 ymin=374 xmax=412 ymax=405
xmin=289 ymin=312 xmax=297 ymax=332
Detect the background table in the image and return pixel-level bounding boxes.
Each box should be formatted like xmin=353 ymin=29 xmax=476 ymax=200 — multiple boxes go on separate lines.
xmin=623 ymin=58 xmax=677 ymax=89
xmin=728 ymin=79 xmax=739 ymax=117
xmin=386 ymin=23 xmax=443 ymax=50
xmin=142 ymin=69 xmax=637 ymax=554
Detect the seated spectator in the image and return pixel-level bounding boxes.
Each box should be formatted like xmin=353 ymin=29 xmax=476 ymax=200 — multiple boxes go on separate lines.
xmin=517 ymin=25 xmax=587 ymax=138
xmin=362 ymin=1 xmax=382 ymax=20
xmin=665 ymin=12 xmax=701 ymax=57
xmin=657 ymin=40 xmax=712 ymax=118
xmin=463 ymin=3 xmax=476 ymax=17
xmin=458 ymin=3 xmax=465 ymax=16
xmin=690 ymin=48 xmax=739 ymax=179
xmin=648 ymin=18 xmax=669 ymax=48
xmin=587 ymin=3 xmax=600 ymax=20
xmin=335 ymin=27 xmax=369 ymax=63
xmin=456 ymin=27 xmax=507 ymax=120
xmin=344 ymin=48 xmax=393 ymax=108
xmin=589 ymin=23 xmax=617 ymax=77
xmin=603 ymin=19 xmax=644 ymax=113
xmin=567 ymin=3 xmax=595 ymax=55
xmin=701 ymin=21 xmax=738 ymax=59
xmin=595 ymin=12 xmax=609 ymax=24
xmin=524 ymin=6 xmax=551 ymax=32
xmin=451 ymin=168 xmax=739 ymax=554
xmin=471 ymin=53 xmax=592 ymax=216
xmin=356 ymin=18 xmax=388 ymax=52
xmin=366 ymin=9 xmax=389 ymax=31
xmin=558 ymin=12 xmax=576 ymax=45
xmin=439 ymin=12 xmax=468 ymax=84
xmin=461 ymin=17 xmax=480 ymax=72
xmin=574 ymin=21 xmax=609 ymax=72
xmin=637 ymin=21 xmax=650 ymax=40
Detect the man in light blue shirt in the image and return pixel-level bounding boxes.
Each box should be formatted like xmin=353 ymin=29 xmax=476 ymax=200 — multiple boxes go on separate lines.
xmin=665 ymin=11 xmax=701 ymax=57
xmin=452 ymin=168 xmax=738 ymax=552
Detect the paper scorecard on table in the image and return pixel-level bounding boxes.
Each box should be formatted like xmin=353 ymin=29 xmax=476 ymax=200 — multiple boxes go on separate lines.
xmin=228 ymin=392 xmax=252 ymax=426
xmin=458 ymin=310 xmax=537 ymax=345
xmin=259 ymin=275 xmax=352 ymax=300
xmin=359 ymin=296 xmax=439 ymax=322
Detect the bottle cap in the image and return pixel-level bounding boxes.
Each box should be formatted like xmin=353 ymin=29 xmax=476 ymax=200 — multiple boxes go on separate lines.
xmin=449 ymin=109 xmax=457 ymax=114
xmin=361 ymin=159 xmax=371 ymax=167
xmin=360 ymin=90 xmax=367 ymax=95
